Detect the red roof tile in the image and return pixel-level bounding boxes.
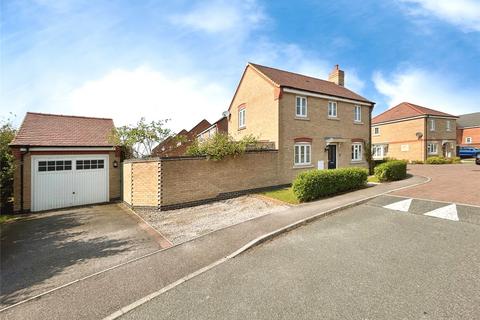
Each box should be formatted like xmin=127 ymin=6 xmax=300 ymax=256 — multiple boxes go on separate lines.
xmin=249 ymin=63 xmax=373 ymax=104
xmin=372 ymin=102 xmax=457 ymax=124
xmin=10 ymin=112 xmax=116 ymax=147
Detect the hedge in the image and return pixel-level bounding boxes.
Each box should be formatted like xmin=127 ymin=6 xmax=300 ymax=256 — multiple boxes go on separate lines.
xmin=292 ymin=167 xmax=368 ymax=202
xmin=374 ymin=160 xmax=407 ymax=182
xmin=426 ymin=156 xmax=461 ymax=164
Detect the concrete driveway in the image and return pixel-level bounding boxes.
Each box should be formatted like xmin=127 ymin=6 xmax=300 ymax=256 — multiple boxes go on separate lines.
xmin=0 ymin=204 xmax=162 ymax=309
xmin=393 ymin=164 xmax=480 ymax=206
xmin=121 ymin=195 xmax=480 ymax=319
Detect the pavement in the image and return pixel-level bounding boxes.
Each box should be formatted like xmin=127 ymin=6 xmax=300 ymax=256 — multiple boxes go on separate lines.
xmin=0 ymin=204 xmax=163 ymax=308
xmin=393 ymin=164 xmax=480 ymax=206
xmin=120 ymin=195 xmax=480 ymax=320
xmin=0 ymin=175 xmax=427 ymax=319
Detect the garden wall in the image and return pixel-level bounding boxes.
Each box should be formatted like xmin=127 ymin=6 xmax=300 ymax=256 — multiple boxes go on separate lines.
xmin=122 ymin=150 xmax=283 ymax=210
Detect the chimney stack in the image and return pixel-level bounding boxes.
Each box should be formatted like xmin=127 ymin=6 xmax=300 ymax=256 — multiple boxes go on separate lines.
xmin=328 ymin=64 xmax=344 ymax=86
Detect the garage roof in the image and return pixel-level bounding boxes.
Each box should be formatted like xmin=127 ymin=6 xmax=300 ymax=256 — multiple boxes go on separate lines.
xmin=10 ymin=112 xmax=116 ymax=147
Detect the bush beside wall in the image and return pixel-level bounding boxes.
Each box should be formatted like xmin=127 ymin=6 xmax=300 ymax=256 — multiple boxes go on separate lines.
xmin=292 ymin=167 xmax=368 ymax=202
xmin=426 ymin=156 xmax=461 ymax=164
xmin=374 ymin=160 xmax=407 ymax=182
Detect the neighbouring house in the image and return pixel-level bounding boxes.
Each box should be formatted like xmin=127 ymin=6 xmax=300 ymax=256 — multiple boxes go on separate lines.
xmin=456 ymin=112 xmax=480 ymax=148
xmin=197 ymin=116 xmax=228 ymax=141
xmin=151 ymin=119 xmax=212 ymax=157
xmin=9 ymin=112 xmax=121 ymax=213
xmin=371 ymin=102 xmax=458 ymax=162
xmin=228 ymin=63 xmax=374 ymax=182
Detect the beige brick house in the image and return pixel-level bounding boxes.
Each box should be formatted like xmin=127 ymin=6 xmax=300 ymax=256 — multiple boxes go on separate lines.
xmin=371 ymin=102 xmax=458 ymax=162
xmin=228 ymin=63 xmax=374 ymax=182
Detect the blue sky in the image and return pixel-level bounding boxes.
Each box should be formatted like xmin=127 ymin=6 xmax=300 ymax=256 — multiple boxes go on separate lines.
xmin=1 ymin=0 xmax=479 ymax=131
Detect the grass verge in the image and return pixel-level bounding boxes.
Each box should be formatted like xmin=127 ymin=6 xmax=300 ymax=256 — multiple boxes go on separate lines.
xmin=0 ymin=215 xmax=18 ymax=224
xmin=260 ymin=187 xmax=299 ymax=204
xmin=367 ymin=175 xmax=380 ymax=183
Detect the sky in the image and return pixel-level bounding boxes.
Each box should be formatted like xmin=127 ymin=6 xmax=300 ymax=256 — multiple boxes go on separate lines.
xmin=1 ymin=0 xmax=480 ymax=132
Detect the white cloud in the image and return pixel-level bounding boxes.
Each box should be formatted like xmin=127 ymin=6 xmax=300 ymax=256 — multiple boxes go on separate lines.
xmin=399 ymin=0 xmax=480 ymax=32
xmin=169 ymin=0 xmax=265 ymax=34
xmin=67 ymin=66 xmax=230 ymax=131
xmin=373 ymin=68 xmax=480 ymax=115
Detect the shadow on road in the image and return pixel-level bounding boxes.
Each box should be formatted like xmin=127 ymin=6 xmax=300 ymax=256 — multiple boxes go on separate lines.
xmin=0 ymin=210 xmax=131 ymax=307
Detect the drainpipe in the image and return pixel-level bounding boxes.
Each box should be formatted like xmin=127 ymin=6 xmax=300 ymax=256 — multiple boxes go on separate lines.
xmin=19 ymin=146 xmax=29 ymax=213
xmin=424 ymin=117 xmax=428 ymax=162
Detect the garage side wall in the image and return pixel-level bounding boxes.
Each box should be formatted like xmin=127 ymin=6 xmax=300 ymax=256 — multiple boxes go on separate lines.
xmin=159 ymin=150 xmax=282 ymax=210
xmin=124 ymin=160 xmax=159 ymax=207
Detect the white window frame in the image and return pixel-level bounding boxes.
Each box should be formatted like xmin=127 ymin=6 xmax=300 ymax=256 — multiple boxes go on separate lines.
xmin=295 ymin=96 xmax=307 ymax=118
xmin=373 ymin=127 xmax=380 ymax=135
xmin=372 ymin=145 xmax=384 ymax=159
xmin=427 ymin=143 xmax=438 ymax=155
xmin=466 ymin=137 xmax=473 ymax=144
xmin=354 ymin=105 xmax=361 ymax=122
xmin=328 ymin=101 xmax=337 ymax=118
xmin=238 ymin=108 xmax=246 ymax=129
xmin=446 ymin=120 xmax=451 ymax=131
xmin=351 ymin=143 xmax=362 ymax=162
xmin=294 ymin=143 xmax=311 ymax=166
xmin=429 ymin=119 xmax=435 ymax=131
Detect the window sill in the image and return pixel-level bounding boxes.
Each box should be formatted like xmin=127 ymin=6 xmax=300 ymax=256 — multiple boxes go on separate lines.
xmin=373 ymin=134 xmax=380 ymax=136
xmin=294 ymin=117 xmax=310 ymax=121
xmin=293 ymin=164 xmax=314 ymax=169
xmin=327 ymin=117 xmax=340 ymax=121
xmin=350 ymin=160 xmax=364 ymax=163
xmin=238 ymin=126 xmax=246 ymax=131
xmin=354 ymin=121 xmax=364 ymax=125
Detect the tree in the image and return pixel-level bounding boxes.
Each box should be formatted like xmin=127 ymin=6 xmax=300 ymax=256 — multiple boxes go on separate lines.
xmin=0 ymin=116 xmax=17 ymax=214
xmin=186 ymin=133 xmax=260 ymax=160
xmin=110 ymin=118 xmax=172 ymax=159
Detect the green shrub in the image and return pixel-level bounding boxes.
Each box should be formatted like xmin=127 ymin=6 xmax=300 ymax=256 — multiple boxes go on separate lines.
xmin=374 ymin=160 xmax=407 ymax=182
xmin=186 ymin=133 xmax=259 ymax=160
xmin=425 ymin=156 xmax=461 ymax=164
xmin=292 ymin=167 xmax=368 ymax=202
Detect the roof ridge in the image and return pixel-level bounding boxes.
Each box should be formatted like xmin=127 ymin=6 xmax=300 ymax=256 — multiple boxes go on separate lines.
xmin=404 ymin=102 xmax=424 ymax=115
xmin=26 ymin=112 xmax=113 ymax=121
xmin=249 ymin=62 xmax=332 ymax=85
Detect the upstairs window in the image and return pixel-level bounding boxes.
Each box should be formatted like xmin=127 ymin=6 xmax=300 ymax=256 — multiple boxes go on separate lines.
xmin=328 ymin=101 xmax=337 ymax=117
xmin=446 ymin=120 xmax=451 ymax=131
xmin=351 ymin=143 xmax=362 ymax=161
xmin=238 ymin=108 xmax=246 ymax=129
xmin=296 ymin=96 xmax=307 ymax=117
xmin=430 ymin=119 xmax=435 ymax=131
xmin=373 ymin=127 xmax=380 ymax=135
xmin=354 ymin=105 xmax=361 ymax=122
xmin=466 ymin=137 xmax=473 ymax=144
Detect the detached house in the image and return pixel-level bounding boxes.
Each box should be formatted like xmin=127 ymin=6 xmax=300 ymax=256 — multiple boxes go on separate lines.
xmin=371 ymin=102 xmax=458 ymax=162
xmin=456 ymin=112 xmax=480 ymax=148
xmin=228 ymin=63 xmax=374 ymax=182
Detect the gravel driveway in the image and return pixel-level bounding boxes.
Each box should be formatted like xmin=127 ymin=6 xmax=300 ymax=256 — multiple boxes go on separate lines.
xmin=136 ymin=195 xmax=289 ymax=244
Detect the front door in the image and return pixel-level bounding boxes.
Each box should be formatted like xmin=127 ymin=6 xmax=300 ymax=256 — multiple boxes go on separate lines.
xmin=328 ymin=145 xmax=337 ymax=169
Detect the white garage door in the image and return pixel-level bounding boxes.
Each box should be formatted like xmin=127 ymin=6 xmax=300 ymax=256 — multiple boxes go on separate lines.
xmin=31 ymin=155 xmax=109 ymax=212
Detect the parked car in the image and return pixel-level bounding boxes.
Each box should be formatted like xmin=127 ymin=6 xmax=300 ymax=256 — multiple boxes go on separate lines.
xmin=476 ymin=153 xmax=480 ymax=165
xmin=458 ymin=147 xmax=480 ymax=158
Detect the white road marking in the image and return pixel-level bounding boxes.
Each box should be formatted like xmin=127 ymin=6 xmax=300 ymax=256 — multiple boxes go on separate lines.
xmin=424 ymin=204 xmax=459 ymax=221
xmin=383 ymin=198 xmax=412 ymax=212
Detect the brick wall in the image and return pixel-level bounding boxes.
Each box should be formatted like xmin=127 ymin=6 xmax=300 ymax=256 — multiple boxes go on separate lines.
xmin=123 ymin=151 xmax=284 ymax=210
xmin=457 ymin=127 xmax=480 ymax=147
xmin=123 ymin=160 xmax=159 ymax=207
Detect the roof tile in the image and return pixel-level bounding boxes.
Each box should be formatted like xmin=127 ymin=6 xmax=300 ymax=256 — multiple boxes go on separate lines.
xmin=10 ymin=112 xmax=116 ymax=147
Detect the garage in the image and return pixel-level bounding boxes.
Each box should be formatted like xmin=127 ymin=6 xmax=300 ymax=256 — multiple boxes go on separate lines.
xmin=31 ymin=155 xmax=109 ymax=211
xmin=10 ymin=112 xmax=121 ymax=213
